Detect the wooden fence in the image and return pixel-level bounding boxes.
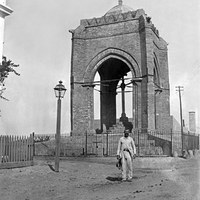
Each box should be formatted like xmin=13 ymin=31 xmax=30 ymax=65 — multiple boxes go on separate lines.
xmin=0 ymin=133 xmax=34 ymax=169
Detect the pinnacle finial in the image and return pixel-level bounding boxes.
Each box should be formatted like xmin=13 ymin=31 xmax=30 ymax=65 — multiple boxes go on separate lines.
xmin=118 ymin=0 xmax=123 ymax=6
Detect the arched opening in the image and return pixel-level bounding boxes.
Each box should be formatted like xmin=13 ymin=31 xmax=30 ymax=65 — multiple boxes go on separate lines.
xmin=93 ymin=58 xmax=135 ymax=132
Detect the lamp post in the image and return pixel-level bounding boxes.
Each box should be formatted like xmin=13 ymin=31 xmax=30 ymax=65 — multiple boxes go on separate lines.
xmin=54 ymin=80 xmax=66 ymax=172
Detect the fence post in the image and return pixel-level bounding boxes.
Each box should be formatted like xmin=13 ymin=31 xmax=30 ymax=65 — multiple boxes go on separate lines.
xmin=95 ymin=133 xmax=97 ymax=156
xmin=9 ymin=136 xmax=11 ymax=162
xmin=85 ymin=130 xmax=87 ymax=157
xmin=137 ymin=129 xmax=140 ymax=157
xmin=171 ymin=129 xmax=173 ymax=156
xmin=106 ymin=131 xmax=108 ymax=156
xmin=32 ymin=132 xmax=35 ymax=156
xmin=31 ymin=133 xmax=34 ymax=162
xmin=199 ymin=135 xmax=200 ymax=150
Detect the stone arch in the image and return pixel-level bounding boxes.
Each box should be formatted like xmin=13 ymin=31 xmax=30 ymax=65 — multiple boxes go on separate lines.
xmin=83 ymin=48 xmax=141 ymax=82
xmin=81 ymin=48 xmax=141 ymax=131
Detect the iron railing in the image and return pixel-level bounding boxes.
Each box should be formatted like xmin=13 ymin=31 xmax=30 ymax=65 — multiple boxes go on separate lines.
xmin=33 ymin=130 xmax=199 ymax=157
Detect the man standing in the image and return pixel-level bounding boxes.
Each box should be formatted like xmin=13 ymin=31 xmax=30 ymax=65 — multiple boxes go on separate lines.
xmin=117 ymin=129 xmax=136 ymax=181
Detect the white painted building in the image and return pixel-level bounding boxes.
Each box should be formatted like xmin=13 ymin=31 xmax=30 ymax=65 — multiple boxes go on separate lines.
xmin=0 ymin=0 xmax=12 ymax=64
xmin=0 ymin=0 xmax=12 ymax=134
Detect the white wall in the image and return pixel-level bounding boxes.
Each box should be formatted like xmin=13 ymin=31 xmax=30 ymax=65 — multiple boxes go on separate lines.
xmin=0 ymin=0 xmax=12 ymax=64
xmin=0 ymin=17 xmax=5 ymax=63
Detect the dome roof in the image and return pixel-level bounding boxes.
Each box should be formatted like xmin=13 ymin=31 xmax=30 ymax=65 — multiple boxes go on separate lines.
xmin=105 ymin=0 xmax=134 ymax=16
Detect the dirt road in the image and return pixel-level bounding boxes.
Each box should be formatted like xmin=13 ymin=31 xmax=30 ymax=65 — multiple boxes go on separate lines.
xmin=0 ymin=156 xmax=199 ymax=200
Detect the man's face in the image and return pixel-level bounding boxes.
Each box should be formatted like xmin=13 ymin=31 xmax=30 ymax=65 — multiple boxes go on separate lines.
xmin=124 ymin=131 xmax=129 ymax=138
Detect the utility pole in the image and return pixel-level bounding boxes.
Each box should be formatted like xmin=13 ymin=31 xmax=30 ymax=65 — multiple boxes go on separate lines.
xmin=176 ymin=86 xmax=184 ymax=155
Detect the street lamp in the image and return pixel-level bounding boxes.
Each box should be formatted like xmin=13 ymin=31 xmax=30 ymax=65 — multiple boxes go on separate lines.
xmin=54 ymin=80 xmax=66 ymax=172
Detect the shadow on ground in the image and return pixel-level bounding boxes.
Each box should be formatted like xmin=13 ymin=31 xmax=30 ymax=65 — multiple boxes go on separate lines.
xmin=106 ymin=176 xmax=122 ymax=181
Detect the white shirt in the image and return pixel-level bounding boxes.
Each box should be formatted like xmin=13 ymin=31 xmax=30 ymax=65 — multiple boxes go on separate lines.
xmin=117 ymin=136 xmax=136 ymax=156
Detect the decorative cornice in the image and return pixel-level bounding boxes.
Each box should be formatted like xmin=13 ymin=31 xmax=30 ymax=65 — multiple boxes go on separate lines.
xmin=81 ymin=10 xmax=139 ymax=27
xmin=151 ymin=23 xmax=159 ymax=37
xmin=144 ymin=16 xmax=160 ymax=37
xmin=72 ymin=30 xmax=138 ymax=40
xmin=0 ymin=3 xmax=13 ymax=17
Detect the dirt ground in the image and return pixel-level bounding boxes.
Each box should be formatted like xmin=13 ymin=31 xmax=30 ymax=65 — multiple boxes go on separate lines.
xmin=0 ymin=156 xmax=199 ymax=200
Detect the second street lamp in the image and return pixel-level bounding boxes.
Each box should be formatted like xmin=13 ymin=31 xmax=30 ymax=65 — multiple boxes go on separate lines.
xmin=54 ymin=80 xmax=66 ymax=172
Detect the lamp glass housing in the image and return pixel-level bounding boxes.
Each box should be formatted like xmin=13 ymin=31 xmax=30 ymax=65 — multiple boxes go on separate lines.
xmin=54 ymin=81 xmax=66 ymax=98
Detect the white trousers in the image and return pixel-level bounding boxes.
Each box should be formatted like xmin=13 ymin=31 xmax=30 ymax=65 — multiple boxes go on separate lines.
xmin=121 ymin=151 xmax=133 ymax=180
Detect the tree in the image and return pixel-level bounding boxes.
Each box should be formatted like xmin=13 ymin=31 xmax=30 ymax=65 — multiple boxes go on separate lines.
xmin=0 ymin=56 xmax=20 ymax=100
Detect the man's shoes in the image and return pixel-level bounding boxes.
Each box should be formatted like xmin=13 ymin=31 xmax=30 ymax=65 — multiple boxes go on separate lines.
xmin=121 ymin=178 xmax=126 ymax=182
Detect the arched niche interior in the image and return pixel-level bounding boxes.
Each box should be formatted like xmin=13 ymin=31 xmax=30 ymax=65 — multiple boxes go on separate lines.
xmin=93 ymin=57 xmax=135 ymax=131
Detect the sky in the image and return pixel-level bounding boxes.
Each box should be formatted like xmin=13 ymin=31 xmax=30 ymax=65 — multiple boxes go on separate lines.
xmin=0 ymin=0 xmax=199 ymax=135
